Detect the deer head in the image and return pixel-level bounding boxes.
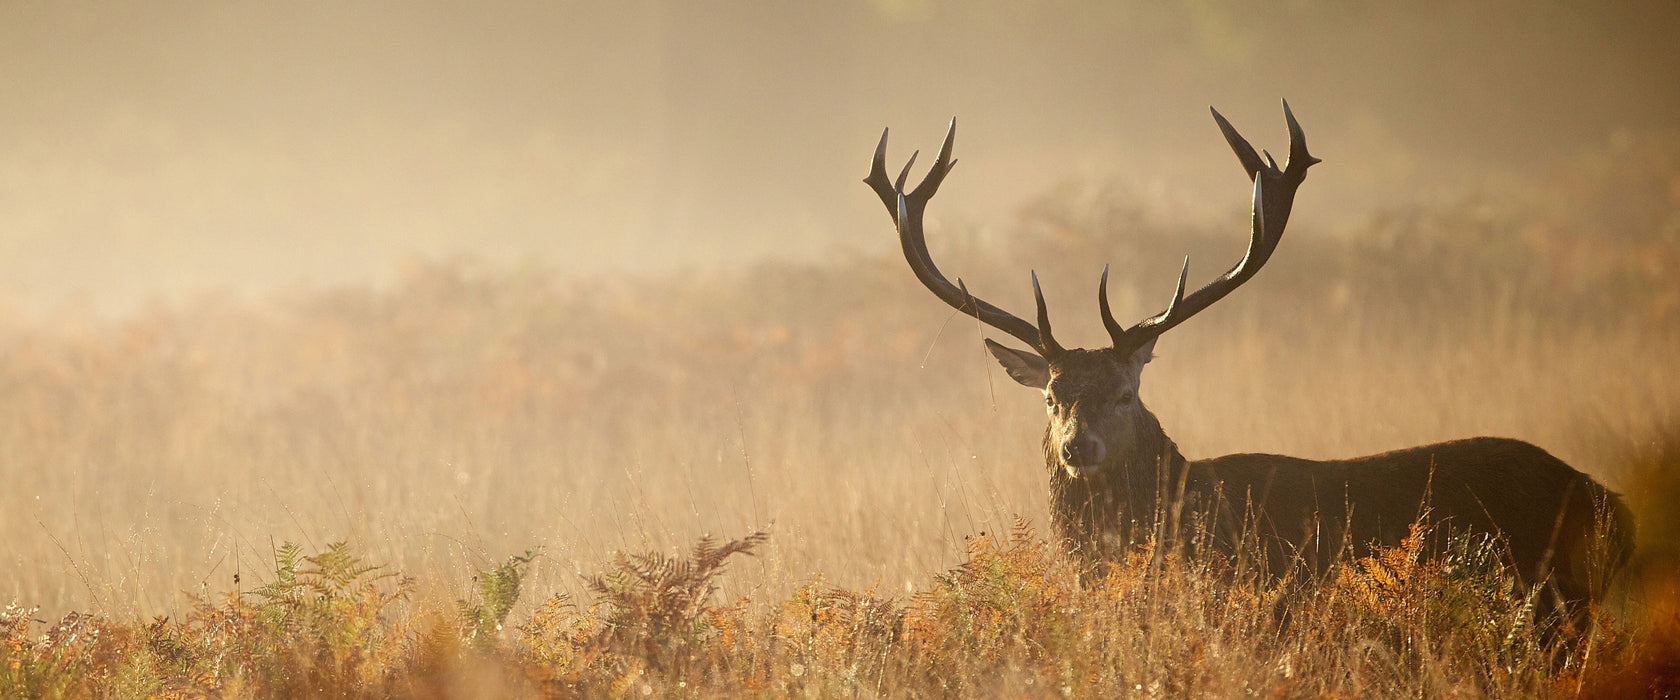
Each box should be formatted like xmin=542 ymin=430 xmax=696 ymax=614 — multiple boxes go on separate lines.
xmin=865 ymin=102 xmax=1319 ymax=480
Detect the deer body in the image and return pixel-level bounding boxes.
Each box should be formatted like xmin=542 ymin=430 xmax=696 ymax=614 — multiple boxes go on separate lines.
xmin=1054 ymin=428 xmax=1621 ymax=604
xmin=866 ymin=102 xmax=1632 ymax=616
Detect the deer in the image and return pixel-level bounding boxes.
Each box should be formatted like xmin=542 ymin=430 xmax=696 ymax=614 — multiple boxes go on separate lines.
xmin=864 ymin=101 xmax=1632 ymax=623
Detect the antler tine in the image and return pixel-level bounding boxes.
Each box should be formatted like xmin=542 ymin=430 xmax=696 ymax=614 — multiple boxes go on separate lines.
xmin=865 ymin=128 xmax=899 ymax=220
xmin=1147 ymin=258 xmax=1193 ymax=327
xmin=867 ymin=120 xmax=1053 ymax=356
xmin=1032 ymin=271 xmax=1065 ymax=357
xmin=1244 ymin=176 xmax=1270 ymax=271
xmin=1211 ymin=106 xmax=1267 ymax=181
xmin=895 ymin=151 xmax=919 ymax=193
xmin=911 ymin=120 xmax=958 ymax=201
xmin=1282 ymin=98 xmax=1322 ymax=177
xmin=1110 ymin=102 xmax=1317 ymax=355
xmin=1098 ymin=265 xmax=1122 ymax=341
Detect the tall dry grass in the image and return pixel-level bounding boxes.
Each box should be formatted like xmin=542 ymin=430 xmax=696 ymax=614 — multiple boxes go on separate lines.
xmin=1 ymin=165 xmax=1677 ymax=694
xmin=4 ymin=508 xmax=1673 ymax=696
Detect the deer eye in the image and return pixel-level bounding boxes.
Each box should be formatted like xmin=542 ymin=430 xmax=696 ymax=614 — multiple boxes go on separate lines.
xmin=1044 ymin=394 xmax=1055 ymax=408
xmin=1118 ymin=391 xmax=1134 ymax=405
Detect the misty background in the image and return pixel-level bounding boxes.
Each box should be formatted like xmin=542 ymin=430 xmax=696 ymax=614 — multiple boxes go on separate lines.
xmin=5 ymin=1 xmax=1680 ymax=625
xmin=1 ymin=1 xmax=1676 ymax=316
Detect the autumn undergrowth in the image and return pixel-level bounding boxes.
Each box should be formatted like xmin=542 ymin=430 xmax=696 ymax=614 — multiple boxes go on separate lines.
xmin=5 ymin=509 xmax=1674 ymax=698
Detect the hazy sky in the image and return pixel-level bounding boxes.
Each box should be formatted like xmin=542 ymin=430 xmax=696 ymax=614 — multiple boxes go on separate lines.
xmin=2 ymin=1 xmax=1676 ymax=314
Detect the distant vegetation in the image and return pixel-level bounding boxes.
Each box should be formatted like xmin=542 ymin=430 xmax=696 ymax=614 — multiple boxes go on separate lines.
xmin=2 ymin=165 xmax=1678 ymax=695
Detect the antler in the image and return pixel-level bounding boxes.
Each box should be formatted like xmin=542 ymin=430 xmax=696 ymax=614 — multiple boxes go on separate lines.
xmin=865 ymin=119 xmax=1064 ymax=358
xmin=1101 ymin=99 xmax=1320 ymax=355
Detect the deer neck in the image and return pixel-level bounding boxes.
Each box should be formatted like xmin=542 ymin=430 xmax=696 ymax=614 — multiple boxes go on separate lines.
xmin=1046 ymin=403 xmax=1184 ymax=555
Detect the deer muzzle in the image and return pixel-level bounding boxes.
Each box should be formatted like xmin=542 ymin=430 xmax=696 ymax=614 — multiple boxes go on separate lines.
xmin=1059 ymin=431 xmax=1107 ymax=478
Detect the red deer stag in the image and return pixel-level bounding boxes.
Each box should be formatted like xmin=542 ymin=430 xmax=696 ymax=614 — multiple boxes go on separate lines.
xmin=864 ymin=101 xmax=1631 ymax=619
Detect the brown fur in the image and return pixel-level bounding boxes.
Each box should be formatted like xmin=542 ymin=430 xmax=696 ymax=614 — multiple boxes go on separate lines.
xmin=1045 ymin=387 xmax=1634 ymax=619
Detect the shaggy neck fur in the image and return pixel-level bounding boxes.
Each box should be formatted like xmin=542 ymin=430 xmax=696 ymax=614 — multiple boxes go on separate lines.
xmin=1047 ymin=402 xmax=1185 ymax=559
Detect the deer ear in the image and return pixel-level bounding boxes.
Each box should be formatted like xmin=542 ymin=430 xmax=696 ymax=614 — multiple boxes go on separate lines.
xmin=984 ymin=339 xmax=1049 ymax=389
xmin=1123 ymin=336 xmax=1157 ymax=373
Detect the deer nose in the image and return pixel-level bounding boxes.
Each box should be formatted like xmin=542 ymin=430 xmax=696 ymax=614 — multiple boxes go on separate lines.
xmin=1061 ymin=434 xmax=1104 ymax=467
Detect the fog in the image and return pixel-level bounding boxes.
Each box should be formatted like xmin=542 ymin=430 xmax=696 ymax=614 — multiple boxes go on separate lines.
xmin=5 ymin=1 xmax=1679 ymax=626
xmin=2 ymin=1 xmax=1677 ymax=315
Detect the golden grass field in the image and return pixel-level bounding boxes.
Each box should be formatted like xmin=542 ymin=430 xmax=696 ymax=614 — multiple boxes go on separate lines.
xmin=4 ymin=180 xmax=1680 ymax=695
